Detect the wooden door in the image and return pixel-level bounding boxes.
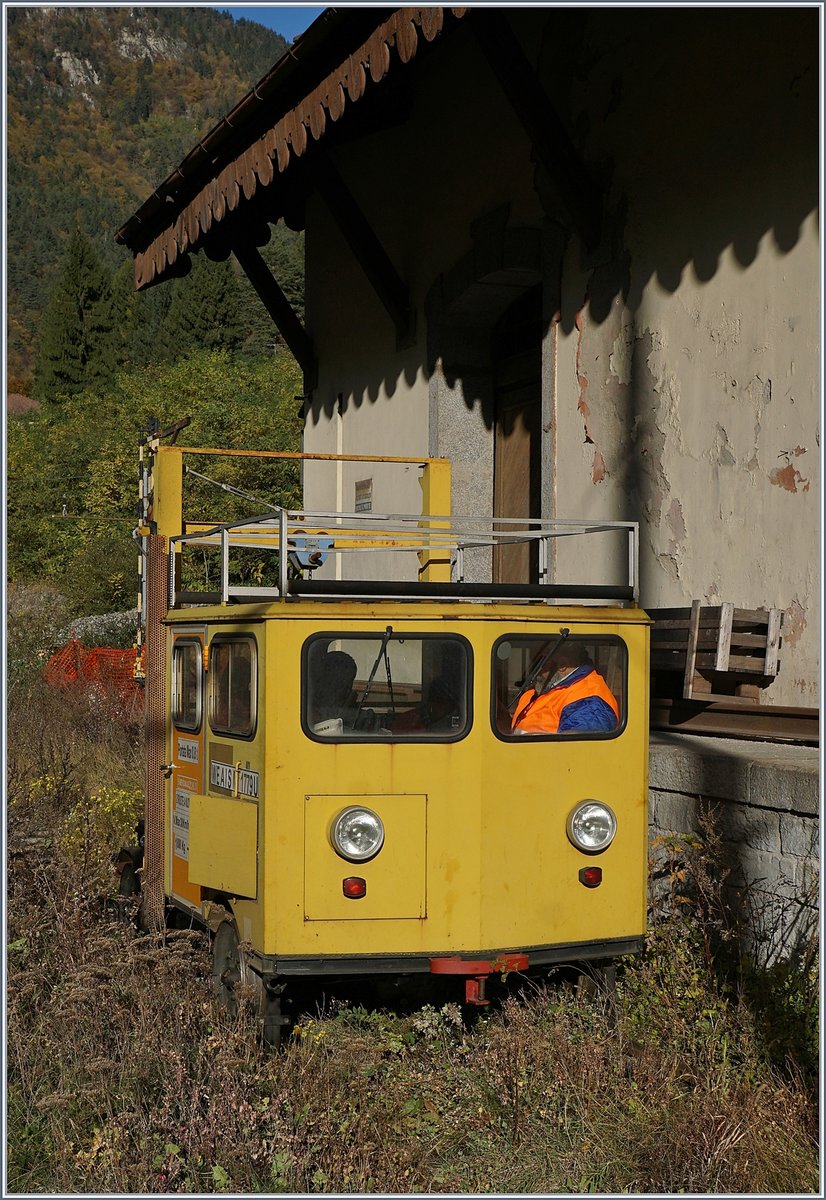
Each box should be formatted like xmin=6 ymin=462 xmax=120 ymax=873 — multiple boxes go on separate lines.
xmin=493 ymin=288 xmax=542 ymax=583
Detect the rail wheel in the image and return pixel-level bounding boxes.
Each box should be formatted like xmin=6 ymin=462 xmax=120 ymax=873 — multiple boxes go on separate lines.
xmin=262 ymin=983 xmax=287 ymax=1050
xmin=211 ymin=918 xmax=287 ymax=1049
xmin=212 ymin=918 xmax=242 ymax=1013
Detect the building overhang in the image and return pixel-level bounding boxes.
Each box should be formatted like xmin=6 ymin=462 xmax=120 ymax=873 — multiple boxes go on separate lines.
xmin=115 ymin=7 xmax=468 ymax=291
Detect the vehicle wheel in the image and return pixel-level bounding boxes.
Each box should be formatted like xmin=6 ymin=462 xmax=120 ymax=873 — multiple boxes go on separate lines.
xmin=212 ymin=919 xmax=290 ymax=1048
xmin=263 ymin=985 xmax=287 ymax=1050
xmin=212 ymin=918 xmax=242 ymax=1015
xmin=576 ymin=960 xmax=615 ymax=994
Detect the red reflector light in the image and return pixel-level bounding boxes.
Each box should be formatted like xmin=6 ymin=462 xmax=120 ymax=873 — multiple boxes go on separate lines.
xmin=579 ymin=866 xmax=603 ymax=888
xmin=342 ymin=876 xmax=367 ymax=899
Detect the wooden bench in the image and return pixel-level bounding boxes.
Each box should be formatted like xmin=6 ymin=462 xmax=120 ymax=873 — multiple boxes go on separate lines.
xmin=648 ymin=602 xmax=783 ymax=704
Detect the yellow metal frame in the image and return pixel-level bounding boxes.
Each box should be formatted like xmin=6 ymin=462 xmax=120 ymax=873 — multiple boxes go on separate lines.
xmin=143 ymin=444 xmax=451 ymax=541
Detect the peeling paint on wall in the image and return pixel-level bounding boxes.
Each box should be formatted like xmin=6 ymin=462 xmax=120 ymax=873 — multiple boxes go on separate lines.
xmin=770 ymin=448 xmax=809 ymax=493
xmin=782 ymin=598 xmax=807 ymax=646
xmin=575 ymin=308 xmax=608 ymax=484
xmin=574 ymin=309 xmax=595 ymax=444
xmin=705 ymin=581 xmax=723 ymax=605
xmin=709 ymin=308 xmax=742 ymax=356
xmin=592 ymin=448 xmax=606 ymax=483
xmin=658 ymin=497 xmax=687 ymax=581
xmin=667 ymin=497 xmax=686 ymax=543
xmin=608 ymin=316 xmax=635 ymax=386
xmin=713 ymin=424 xmax=737 ymax=466
xmin=657 ymin=551 xmax=680 ymax=583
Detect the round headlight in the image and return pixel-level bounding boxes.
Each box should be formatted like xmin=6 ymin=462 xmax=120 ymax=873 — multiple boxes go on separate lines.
xmin=567 ymin=801 xmax=617 ymax=854
xmin=330 ymin=807 xmax=385 ymax=862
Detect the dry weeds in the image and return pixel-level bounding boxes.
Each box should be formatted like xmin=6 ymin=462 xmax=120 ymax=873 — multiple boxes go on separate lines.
xmin=6 ymin=630 xmax=819 ymax=1194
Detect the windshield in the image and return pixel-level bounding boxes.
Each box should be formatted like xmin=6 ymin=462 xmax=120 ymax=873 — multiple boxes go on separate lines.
xmin=303 ymin=633 xmax=471 ymax=741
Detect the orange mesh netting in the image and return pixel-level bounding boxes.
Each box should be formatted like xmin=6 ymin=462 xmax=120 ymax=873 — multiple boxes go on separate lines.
xmin=43 ymin=639 xmax=144 ymax=712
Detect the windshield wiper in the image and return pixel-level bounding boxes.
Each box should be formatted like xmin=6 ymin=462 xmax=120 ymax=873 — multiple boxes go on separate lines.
xmin=353 ymin=626 xmax=394 ymax=727
xmin=508 ymin=627 xmax=570 ymax=713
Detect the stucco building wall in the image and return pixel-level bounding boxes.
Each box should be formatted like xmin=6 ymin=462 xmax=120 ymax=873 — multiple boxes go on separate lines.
xmin=303 ymin=9 xmax=819 ymax=703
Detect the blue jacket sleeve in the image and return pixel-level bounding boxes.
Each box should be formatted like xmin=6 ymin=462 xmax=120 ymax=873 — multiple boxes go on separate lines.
xmin=558 ymin=695 xmax=617 ymax=733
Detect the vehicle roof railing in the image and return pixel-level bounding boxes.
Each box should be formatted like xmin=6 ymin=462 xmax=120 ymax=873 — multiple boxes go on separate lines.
xmin=168 ymin=508 xmax=640 ymax=607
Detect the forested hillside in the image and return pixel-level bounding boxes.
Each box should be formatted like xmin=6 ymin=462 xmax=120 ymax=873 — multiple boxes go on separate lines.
xmin=6 ymin=6 xmax=305 ymax=621
xmin=6 ymin=5 xmax=294 ymax=390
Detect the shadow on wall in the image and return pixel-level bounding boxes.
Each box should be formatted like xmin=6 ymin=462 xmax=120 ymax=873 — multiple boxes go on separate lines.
xmin=307 ymin=6 xmax=818 ymax=421
xmin=649 ymin=737 xmax=819 ymax=971
xmin=542 ymin=7 xmax=818 ymax=324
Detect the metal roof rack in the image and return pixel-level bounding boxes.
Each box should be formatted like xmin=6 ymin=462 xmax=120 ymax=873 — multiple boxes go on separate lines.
xmin=168 ymin=509 xmax=640 ymax=607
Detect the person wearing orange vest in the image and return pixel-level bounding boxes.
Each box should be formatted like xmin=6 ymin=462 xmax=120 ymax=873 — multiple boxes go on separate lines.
xmin=511 ymin=641 xmax=619 ymax=734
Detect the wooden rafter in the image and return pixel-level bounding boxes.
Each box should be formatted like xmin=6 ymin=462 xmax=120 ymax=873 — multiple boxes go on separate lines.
xmin=311 ymin=149 xmax=415 ymax=346
xmin=232 ymin=240 xmax=317 ymax=384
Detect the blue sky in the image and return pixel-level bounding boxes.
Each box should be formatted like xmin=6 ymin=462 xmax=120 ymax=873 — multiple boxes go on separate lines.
xmin=213 ymin=6 xmax=327 ymax=43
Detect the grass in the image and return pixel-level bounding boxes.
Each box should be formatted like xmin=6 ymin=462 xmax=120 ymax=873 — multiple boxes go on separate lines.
xmin=6 ymin=596 xmax=820 ymax=1193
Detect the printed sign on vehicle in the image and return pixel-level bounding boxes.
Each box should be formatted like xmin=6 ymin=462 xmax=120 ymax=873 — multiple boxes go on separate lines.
xmin=236 ymin=768 xmax=259 ymax=799
xmin=209 ymin=759 xmax=260 ymax=799
xmin=176 ymin=737 xmax=199 ymax=763
xmin=173 ymin=789 xmax=190 ymax=860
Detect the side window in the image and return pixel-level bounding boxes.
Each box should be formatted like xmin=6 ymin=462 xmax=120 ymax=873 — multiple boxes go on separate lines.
xmin=209 ymin=637 xmax=256 ymax=738
xmin=172 ymin=640 xmax=201 ymax=731
xmin=493 ymin=635 xmax=626 ymax=740
xmin=303 ymin=633 xmax=471 ymax=741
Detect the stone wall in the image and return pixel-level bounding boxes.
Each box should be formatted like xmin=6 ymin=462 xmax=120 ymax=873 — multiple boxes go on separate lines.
xmin=648 ymin=733 xmax=819 ymax=966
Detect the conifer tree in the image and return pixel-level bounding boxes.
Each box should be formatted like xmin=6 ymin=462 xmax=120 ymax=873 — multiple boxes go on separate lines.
xmin=32 ymin=228 xmax=115 ymax=404
xmin=108 ymin=258 xmax=141 ymax=370
xmin=157 ymin=253 xmax=243 ymax=362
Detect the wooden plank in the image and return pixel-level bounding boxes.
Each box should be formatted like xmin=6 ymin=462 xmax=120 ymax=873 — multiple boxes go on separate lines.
xmin=728 ymin=632 xmax=772 ymax=648
xmin=726 ymin=654 xmax=775 ymax=673
xmin=683 ymin=599 xmax=702 ymax=700
xmin=764 ymin=608 xmax=783 ymax=677
xmin=649 ymin=637 xmax=691 ymax=651
xmin=650 ymin=698 xmax=817 ymax=742
xmin=694 ymin=652 xmax=772 ymax=674
xmin=715 ymin=601 xmax=734 ymax=671
xmin=730 ymin=607 xmax=774 ymax=623
xmin=649 ymin=611 xmax=727 ymax=629
xmin=645 ymin=608 xmax=693 ymax=622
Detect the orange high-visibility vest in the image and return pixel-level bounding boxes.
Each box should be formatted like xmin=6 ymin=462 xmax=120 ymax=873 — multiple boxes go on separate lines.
xmin=511 ymin=670 xmax=619 ymax=734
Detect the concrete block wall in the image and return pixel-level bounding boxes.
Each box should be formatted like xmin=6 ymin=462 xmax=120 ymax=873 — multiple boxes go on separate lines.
xmin=648 ymin=733 xmax=819 ymax=965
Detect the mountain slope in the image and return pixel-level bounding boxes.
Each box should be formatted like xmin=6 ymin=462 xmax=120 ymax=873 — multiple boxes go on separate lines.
xmin=6 ymin=6 xmax=288 ymax=390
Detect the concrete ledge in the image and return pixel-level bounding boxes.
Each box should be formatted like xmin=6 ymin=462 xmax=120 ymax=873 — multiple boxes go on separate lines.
xmin=649 ymin=732 xmax=819 ymax=816
xmin=648 ymin=732 xmax=819 ymax=965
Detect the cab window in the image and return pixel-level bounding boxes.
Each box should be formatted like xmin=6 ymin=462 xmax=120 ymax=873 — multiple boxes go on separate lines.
xmin=492 ymin=635 xmax=626 ymax=739
xmin=172 ymin=640 xmax=201 ymax=731
xmin=303 ymin=633 xmax=471 ymax=741
xmin=209 ymin=637 xmax=256 ymax=738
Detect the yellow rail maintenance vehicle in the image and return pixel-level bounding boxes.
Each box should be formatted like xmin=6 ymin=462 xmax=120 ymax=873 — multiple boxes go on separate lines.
xmin=130 ymin=428 xmax=650 ymax=1044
